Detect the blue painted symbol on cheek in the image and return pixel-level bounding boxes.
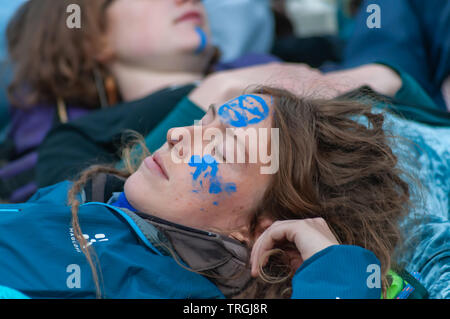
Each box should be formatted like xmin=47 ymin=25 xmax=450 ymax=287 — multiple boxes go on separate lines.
xmin=189 ymin=154 xmax=218 ymax=182
xmin=189 ymin=155 xmax=237 ymax=207
xmin=195 ymin=26 xmax=208 ymax=54
xmin=218 ymin=94 xmax=269 ymax=128
xmin=209 ymin=178 xmax=222 ymax=194
xmin=224 ymin=183 xmax=237 ymax=195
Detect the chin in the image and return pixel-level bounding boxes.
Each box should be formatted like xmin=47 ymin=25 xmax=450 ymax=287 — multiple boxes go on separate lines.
xmin=176 ymin=30 xmax=206 ymax=49
xmin=124 ymin=171 xmax=148 ymax=210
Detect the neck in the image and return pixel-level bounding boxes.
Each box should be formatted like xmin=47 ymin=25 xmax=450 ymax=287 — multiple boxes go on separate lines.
xmin=111 ymin=63 xmax=203 ymax=102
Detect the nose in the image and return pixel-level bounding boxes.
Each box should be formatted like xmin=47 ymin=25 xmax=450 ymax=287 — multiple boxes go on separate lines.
xmin=167 ymin=126 xmax=190 ymax=159
xmin=174 ymin=0 xmax=202 ymax=6
xmin=167 ymin=127 xmax=182 ymax=148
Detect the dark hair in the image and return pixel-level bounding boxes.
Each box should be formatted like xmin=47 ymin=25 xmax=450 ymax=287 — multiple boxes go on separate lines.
xmin=68 ymin=87 xmax=411 ymax=298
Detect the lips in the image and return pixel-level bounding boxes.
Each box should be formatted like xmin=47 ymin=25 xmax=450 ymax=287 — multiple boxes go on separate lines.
xmin=175 ymin=11 xmax=203 ymax=25
xmin=144 ymin=153 xmax=169 ymax=180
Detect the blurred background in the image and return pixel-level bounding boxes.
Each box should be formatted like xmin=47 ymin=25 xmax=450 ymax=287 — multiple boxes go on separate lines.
xmin=0 ymin=0 xmax=363 ymax=133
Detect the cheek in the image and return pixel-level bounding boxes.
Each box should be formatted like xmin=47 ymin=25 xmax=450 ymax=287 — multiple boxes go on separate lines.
xmin=231 ymin=172 xmax=271 ymax=211
xmin=107 ymin=6 xmax=170 ymax=57
xmin=113 ymin=26 xmax=165 ymax=58
xmin=186 ymin=158 xmax=237 ymax=207
xmin=123 ymin=171 xmax=152 ymax=211
xmin=124 ymin=166 xmax=199 ymax=219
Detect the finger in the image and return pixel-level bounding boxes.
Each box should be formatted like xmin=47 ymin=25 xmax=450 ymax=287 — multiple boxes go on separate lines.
xmin=250 ymin=221 xmax=296 ymax=276
xmin=250 ymin=221 xmax=285 ymax=268
xmin=250 ymin=221 xmax=293 ymax=266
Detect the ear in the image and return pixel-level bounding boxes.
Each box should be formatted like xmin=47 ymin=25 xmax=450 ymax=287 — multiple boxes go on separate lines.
xmin=228 ymin=217 xmax=274 ymax=245
xmin=252 ymin=216 xmax=274 ymax=240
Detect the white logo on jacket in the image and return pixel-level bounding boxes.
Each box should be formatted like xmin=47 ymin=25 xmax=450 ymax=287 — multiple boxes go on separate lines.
xmin=83 ymin=233 xmax=109 ymax=247
xmin=69 ymin=228 xmax=109 ymax=253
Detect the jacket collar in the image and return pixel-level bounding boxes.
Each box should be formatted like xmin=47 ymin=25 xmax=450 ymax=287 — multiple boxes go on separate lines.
xmin=84 ymin=173 xmax=253 ymax=297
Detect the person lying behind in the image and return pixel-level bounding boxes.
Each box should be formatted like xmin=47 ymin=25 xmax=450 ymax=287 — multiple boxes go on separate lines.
xmin=0 ymin=87 xmax=418 ymax=299
xmin=1 ymin=0 xmax=216 ymax=202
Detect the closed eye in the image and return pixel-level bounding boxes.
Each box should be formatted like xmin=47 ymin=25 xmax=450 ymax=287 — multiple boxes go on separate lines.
xmin=201 ymin=104 xmax=216 ymax=126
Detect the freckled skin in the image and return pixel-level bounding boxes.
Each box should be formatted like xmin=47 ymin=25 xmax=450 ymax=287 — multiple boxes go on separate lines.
xmin=189 ymin=155 xmax=237 ymax=208
xmin=124 ymin=94 xmax=274 ymax=233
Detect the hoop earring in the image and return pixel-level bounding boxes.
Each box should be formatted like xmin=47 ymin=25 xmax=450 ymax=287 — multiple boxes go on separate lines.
xmin=104 ymin=74 xmax=118 ymax=106
xmin=56 ymin=97 xmax=68 ymax=124
xmin=93 ymin=67 xmax=118 ymax=108
xmin=93 ymin=67 xmax=109 ymax=108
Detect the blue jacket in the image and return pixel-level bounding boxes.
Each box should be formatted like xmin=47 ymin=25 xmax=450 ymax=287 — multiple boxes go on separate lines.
xmin=341 ymin=0 xmax=450 ymax=110
xmin=0 ymin=181 xmax=381 ymax=299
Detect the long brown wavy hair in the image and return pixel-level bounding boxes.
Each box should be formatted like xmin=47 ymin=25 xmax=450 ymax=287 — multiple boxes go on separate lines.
xmin=7 ymin=0 xmax=113 ymax=108
xmin=67 ymin=87 xmax=411 ymax=298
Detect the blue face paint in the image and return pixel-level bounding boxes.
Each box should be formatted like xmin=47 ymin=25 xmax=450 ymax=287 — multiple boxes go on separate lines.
xmin=189 ymin=155 xmax=237 ymax=207
xmin=189 ymin=154 xmax=218 ymax=182
xmin=224 ymin=183 xmax=237 ymax=195
xmin=195 ymin=26 xmax=208 ymax=54
xmin=209 ymin=178 xmax=223 ymax=194
xmin=218 ymin=94 xmax=269 ymax=128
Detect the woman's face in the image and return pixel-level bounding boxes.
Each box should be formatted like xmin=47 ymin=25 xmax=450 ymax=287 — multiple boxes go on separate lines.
xmin=104 ymin=0 xmax=212 ymax=70
xmin=125 ymin=94 xmax=277 ymax=235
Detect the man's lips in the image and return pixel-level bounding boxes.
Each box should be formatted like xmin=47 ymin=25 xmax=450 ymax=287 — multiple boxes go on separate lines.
xmin=144 ymin=154 xmax=169 ymax=180
xmin=175 ymin=11 xmax=204 ymax=25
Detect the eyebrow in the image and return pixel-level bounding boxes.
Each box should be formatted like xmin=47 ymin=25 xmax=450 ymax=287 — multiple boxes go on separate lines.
xmin=210 ymin=104 xmax=250 ymax=165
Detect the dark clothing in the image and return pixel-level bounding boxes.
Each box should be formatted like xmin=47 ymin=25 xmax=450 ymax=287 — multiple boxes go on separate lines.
xmin=0 ymin=102 xmax=89 ymax=202
xmin=36 ymin=85 xmax=195 ymax=188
